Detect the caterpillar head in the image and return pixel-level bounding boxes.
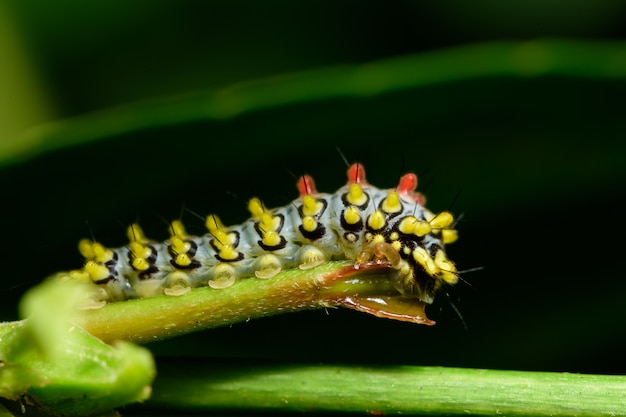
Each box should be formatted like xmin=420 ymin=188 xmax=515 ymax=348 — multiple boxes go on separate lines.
xmin=338 ymin=164 xmax=459 ymax=324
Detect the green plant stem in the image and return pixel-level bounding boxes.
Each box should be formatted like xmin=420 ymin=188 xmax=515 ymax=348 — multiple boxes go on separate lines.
xmin=73 ymin=261 xmax=418 ymax=344
xmin=1 ymin=261 xmax=430 ymax=415
xmin=142 ymin=361 xmax=626 ymax=416
xmin=9 ymin=39 xmax=626 ymax=167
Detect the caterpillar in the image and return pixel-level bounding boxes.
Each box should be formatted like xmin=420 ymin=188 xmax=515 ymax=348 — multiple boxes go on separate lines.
xmin=60 ymin=163 xmax=458 ymax=310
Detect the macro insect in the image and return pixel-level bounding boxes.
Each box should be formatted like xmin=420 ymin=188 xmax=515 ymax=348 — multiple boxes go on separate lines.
xmin=58 ymin=163 xmax=459 ymax=318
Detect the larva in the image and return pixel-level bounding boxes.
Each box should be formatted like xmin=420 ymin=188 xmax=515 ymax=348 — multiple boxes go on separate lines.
xmin=60 ymin=163 xmax=458 ymax=310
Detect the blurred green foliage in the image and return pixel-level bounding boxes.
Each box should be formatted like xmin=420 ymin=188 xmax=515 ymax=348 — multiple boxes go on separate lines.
xmin=1 ymin=1 xmax=626 ymax=406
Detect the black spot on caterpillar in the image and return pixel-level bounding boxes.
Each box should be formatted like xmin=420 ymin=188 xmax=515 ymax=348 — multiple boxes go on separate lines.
xmin=59 ymin=163 xmax=458 ymax=310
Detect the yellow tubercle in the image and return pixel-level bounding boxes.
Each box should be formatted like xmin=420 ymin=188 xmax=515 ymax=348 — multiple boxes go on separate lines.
xmin=175 ymin=253 xmax=192 ymax=267
xmin=434 ymin=250 xmax=458 ymax=284
xmin=259 ymin=212 xmax=281 ymax=233
xmin=132 ymin=257 xmax=150 ymax=271
xmin=412 ymin=247 xmax=438 ymax=276
xmin=367 ymin=210 xmax=386 ymax=230
xmin=170 ymin=220 xmax=188 ymax=238
xmin=391 ymin=240 xmax=402 ymax=252
xmin=371 ymin=234 xmax=386 ymax=244
xmin=170 ymin=236 xmax=190 ymax=254
xmin=211 ymin=229 xmax=229 ymax=249
xmin=346 ymin=183 xmax=367 ymax=206
xmin=84 ymin=261 xmax=110 ymax=281
xmin=398 ymin=216 xmax=418 ymax=234
xmin=343 ymin=206 xmax=361 ymax=225
xmin=262 ymin=230 xmax=282 ymax=247
xmin=219 ymin=245 xmax=240 ymax=261
xmin=413 ymin=221 xmax=432 ymax=237
xmin=79 ymin=239 xmax=95 ymax=259
xmin=302 ymin=216 xmax=318 ymax=232
xmin=439 ymin=270 xmax=459 ymax=285
xmin=93 ymin=243 xmax=114 ymax=263
xmin=442 ymin=229 xmax=458 ymax=244
xmin=127 ymin=224 xmax=148 ymax=243
xmin=129 ymin=241 xmax=152 ymax=259
xmin=434 ymin=249 xmax=456 ymax=273
xmin=205 ymin=214 xmax=225 ymax=234
xmin=126 ymin=223 xmax=155 ymax=271
xmin=431 ymin=211 xmax=454 ymax=229
xmin=381 ymin=191 xmax=402 ymax=213
xmin=247 ymin=198 xmax=264 ymax=219
xmin=302 ymin=195 xmax=323 ymax=216
xmin=79 ymin=240 xmax=114 ymax=263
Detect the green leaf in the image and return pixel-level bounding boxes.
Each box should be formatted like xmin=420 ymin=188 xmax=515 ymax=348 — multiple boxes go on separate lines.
xmin=144 ymin=362 xmax=626 ymax=416
xmin=5 ymin=39 xmax=626 ymax=167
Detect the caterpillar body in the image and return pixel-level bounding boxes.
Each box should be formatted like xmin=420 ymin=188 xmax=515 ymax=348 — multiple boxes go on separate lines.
xmin=63 ymin=163 xmax=458 ymax=310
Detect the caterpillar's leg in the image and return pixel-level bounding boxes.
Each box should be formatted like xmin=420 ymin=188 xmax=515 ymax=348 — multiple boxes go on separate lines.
xmin=298 ymin=245 xmax=327 ymax=270
xmin=163 ymin=271 xmax=193 ymax=296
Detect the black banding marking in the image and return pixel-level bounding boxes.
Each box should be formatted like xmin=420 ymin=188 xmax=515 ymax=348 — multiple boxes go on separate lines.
xmin=343 ymin=231 xmax=358 ymax=242
xmin=168 ymin=240 xmax=202 ymax=269
xmin=258 ymin=235 xmax=288 ymax=251
xmin=413 ymin=265 xmax=437 ymax=293
xmin=428 ymin=243 xmax=442 ymax=258
xmin=94 ymin=276 xmax=116 ymax=285
xmin=299 ymin=222 xmax=326 ymax=241
xmin=215 ymin=251 xmax=245 ymax=263
xmin=210 ymin=230 xmax=245 ymax=262
xmin=104 ymin=251 xmax=119 ymax=267
xmin=95 ymin=252 xmax=121 ymax=284
xmin=170 ymin=258 xmax=202 ymax=270
xmin=146 ymin=245 xmax=158 ymax=264
xmin=399 ymin=239 xmax=417 ymax=260
xmin=186 ymin=240 xmax=198 ymax=257
xmin=340 ymin=210 xmax=363 ymax=232
xmin=297 ymin=198 xmax=328 ymax=241
xmin=388 ymin=217 xmax=425 ymax=242
xmin=138 ymin=264 xmax=160 ymax=280
xmin=125 ymin=245 xmax=161 ymax=279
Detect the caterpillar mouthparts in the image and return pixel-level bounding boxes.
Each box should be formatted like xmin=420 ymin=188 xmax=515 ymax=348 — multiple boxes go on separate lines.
xmin=57 ymin=163 xmax=459 ymax=317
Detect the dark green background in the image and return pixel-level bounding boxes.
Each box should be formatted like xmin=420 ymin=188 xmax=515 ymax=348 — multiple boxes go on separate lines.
xmin=1 ymin=0 xmax=625 ymax=378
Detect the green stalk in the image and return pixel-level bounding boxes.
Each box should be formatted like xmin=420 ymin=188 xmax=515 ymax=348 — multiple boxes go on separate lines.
xmin=144 ymin=361 xmax=626 ymax=416
xmin=8 ymin=39 xmax=626 ymax=167
xmin=1 ymin=261 xmax=425 ymax=415
xmin=72 ymin=261 xmax=418 ymax=344
xmin=4 ymin=263 xmax=625 ymax=416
